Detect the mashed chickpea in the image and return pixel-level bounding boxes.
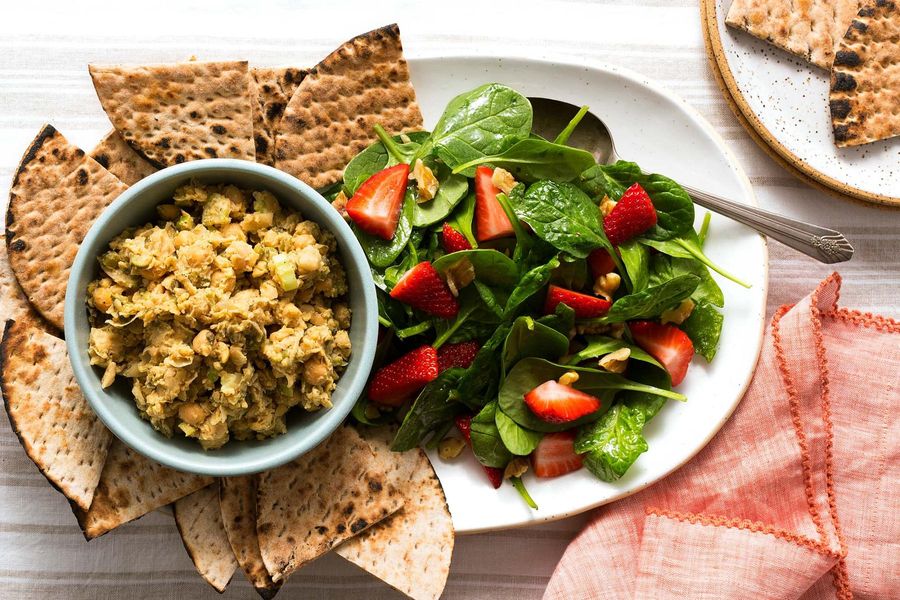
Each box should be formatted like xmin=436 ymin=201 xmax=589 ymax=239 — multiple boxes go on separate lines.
xmin=86 ymin=182 xmax=352 ymax=449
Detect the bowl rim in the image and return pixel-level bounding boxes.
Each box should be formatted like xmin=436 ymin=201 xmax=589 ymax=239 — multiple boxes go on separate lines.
xmin=63 ymin=158 xmax=378 ymax=476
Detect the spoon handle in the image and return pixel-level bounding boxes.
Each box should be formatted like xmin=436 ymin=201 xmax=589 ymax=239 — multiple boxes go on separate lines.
xmin=678 ymin=182 xmax=854 ymax=264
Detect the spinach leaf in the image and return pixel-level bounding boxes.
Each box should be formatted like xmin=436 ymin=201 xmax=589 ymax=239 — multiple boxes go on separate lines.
xmin=600 ymin=274 xmax=700 ymax=323
xmin=470 ymin=401 xmax=513 ymax=467
xmin=647 ymin=254 xmax=724 ymax=308
xmin=473 ymin=280 xmax=508 ymax=319
xmin=553 ymin=105 xmax=589 ymax=146
xmin=354 ymin=190 xmax=414 ymax=268
xmin=496 ymin=408 xmax=543 ymax=456
xmin=681 ymin=300 xmax=723 ymax=362
xmin=452 ymin=138 xmax=596 ymax=183
xmin=391 ymin=368 xmax=465 ymax=451
xmin=504 ymin=255 xmax=560 ymax=318
xmin=432 ymin=287 xmax=490 ymax=349
xmin=551 ymin=256 xmax=589 ymax=290
xmin=514 ymin=181 xmax=610 ymax=259
xmin=565 ymin=336 xmax=663 ymax=371
xmin=432 ymin=249 xmax=519 ymax=288
xmin=596 ymin=161 xmax=694 ymax=241
xmin=536 ymin=303 xmax=576 ymax=336
xmin=448 ymin=192 xmax=478 ymax=248
xmin=499 ymin=358 xmax=683 ymax=432
xmin=444 ymin=319 xmax=499 ymax=344
xmin=426 ymin=84 xmax=532 ymax=174
xmin=455 ymin=322 xmax=512 ymax=410
xmin=395 ymin=321 xmax=433 ymax=340
xmin=618 ymin=240 xmax=650 ymax=292
xmin=639 ymin=230 xmax=750 ymax=288
xmin=412 ymin=165 xmax=469 ymax=227
xmin=577 ymin=163 xmax=626 ymax=200
xmin=574 ymin=403 xmax=649 ymax=482
xmin=619 ymin=356 xmax=672 ymax=423
xmin=502 ymin=316 xmax=570 ymax=373
xmin=343 ymin=131 xmax=430 ymax=193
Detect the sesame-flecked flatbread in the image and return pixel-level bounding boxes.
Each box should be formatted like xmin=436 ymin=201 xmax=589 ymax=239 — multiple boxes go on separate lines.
xmin=725 ymin=0 xmax=862 ymax=68
xmin=220 ymin=476 xmax=281 ymax=599
xmin=257 ymin=426 xmax=404 ymax=582
xmin=274 ymin=24 xmax=423 ymax=189
xmin=72 ymin=439 xmax=213 ymax=540
xmin=251 ymin=67 xmax=307 ymax=166
xmin=0 ymin=319 xmax=111 ymax=511
xmin=88 ymin=61 xmax=256 ymax=167
xmin=830 ymin=0 xmax=900 ymax=146
xmin=5 ymin=124 xmax=127 ymax=330
xmin=174 ymin=482 xmax=239 ymax=594
xmin=335 ymin=427 xmax=454 ymax=600
xmin=90 ymin=129 xmax=157 ymax=185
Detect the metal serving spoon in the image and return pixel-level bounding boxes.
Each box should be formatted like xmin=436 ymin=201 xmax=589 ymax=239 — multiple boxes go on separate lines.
xmin=529 ymin=97 xmax=854 ymax=264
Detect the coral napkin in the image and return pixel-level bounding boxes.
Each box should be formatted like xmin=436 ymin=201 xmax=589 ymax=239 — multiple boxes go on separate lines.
xmin=545 ymin=274 xmax=899 ymax=600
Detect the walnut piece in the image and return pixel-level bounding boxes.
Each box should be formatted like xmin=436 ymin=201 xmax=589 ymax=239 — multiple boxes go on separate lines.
xmin=661 ymin=299 xmax=696 ymax=325
xmin=599 ymin=347 xmax=630 ymax=373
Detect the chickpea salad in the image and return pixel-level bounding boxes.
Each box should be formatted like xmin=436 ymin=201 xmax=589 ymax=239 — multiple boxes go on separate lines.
xmin=87 ymin=182 xmax=351 ymax=449
xmin=331 ymin=83 xmax=749 ymax=508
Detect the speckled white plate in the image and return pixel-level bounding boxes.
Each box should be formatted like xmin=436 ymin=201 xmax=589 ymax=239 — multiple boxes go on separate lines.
xmin=407 ymin=55 xmax=768 ymax=533
xmin=704 ymin=0 xmax=900 ymax=207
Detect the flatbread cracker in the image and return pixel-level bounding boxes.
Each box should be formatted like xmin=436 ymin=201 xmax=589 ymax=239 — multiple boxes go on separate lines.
xmin=830 ymin=0 xmax=900 ymax=146
xmin=5 ymin=124 xmax=128 ymax=329
xmin=220 ymin=476 xmax=281 ymax=599
xmin=174 ymin=482 xmax=239 ymax=593
xmin=88 ymin=61 xmax=256 ymax=167
xmin=0 ymin=319 xmax=111 ymax=510
xmin=274 ymin=24 xmax=423 ymax=189
xmin=72 ymin=439 xmax=212 ymax=540
xmin=90 ymin=129 xmax=157 ymax=185
xmin=256 ymin=426 xmax=404 ymax=582
xmin=725 ymin=0 xmax=862 ymax=68
xmin=251 ymin=67 xmax=307 ymax=166
xmin=335 ymin=427 xmax=454 ymax=600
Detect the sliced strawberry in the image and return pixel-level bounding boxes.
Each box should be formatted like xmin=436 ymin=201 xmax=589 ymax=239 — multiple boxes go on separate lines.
xmin=454 ymin=415 xmax=504 ymax=489
xmin=390 ymin=262 xmax=460 ymax=319
xmin=603 ymin=183 xmax=657 ymax=246
xmin=474 ymin=166 xmax=514 ymax=242
xmin=346 ymin=163 xmax=410 ymax=240
xmin=544 ymin=285 xmax=611 ymax=318
xmin=587 ymin=248 xmax=616 ymax=279
xmin=368 ymin=345 xmax=439 ymax=406
xmin=437 ymin=341 xmax=480 ymax=371
xmin=441 ymin=222 xmax=472 ymax=253
xmin=532 ymin=431 xmax=584 ymax=478
xmin=524 ymin=380 xmax=602 ymax=424
xmin=629 ymin=320 xmax=694 ymax=386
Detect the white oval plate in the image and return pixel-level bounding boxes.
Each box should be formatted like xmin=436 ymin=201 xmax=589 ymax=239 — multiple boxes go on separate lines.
xmin=709 ymin=0 xmax=900 ymax=205
xmin=406 ymin=56 xmax=768 ymax=534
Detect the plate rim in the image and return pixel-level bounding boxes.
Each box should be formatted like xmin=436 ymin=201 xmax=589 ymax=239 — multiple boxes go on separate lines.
xmin=701 ymin=0 xmax=900 ymax=209
xmin=405 ymin=53 xmax=770 ymax=534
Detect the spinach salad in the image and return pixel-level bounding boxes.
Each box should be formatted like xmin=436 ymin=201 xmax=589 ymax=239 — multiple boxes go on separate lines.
xmin=326 ymin=83 xmax=749 ymax=508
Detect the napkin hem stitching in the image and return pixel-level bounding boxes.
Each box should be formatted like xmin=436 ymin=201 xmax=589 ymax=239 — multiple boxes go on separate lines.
xmin=824 ymin=308 xmax=900 ymax=334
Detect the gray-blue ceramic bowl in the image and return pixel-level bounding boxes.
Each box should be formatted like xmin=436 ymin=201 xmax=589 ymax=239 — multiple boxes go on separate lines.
xmin=64 ymin=159 xmax=378 ymax=477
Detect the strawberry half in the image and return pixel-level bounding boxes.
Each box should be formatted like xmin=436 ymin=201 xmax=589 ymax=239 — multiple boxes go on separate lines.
xmin=524 ymin=380 xmax=602 ymax=423
xmin=603 ymin=183 xmax=657 ymax=246
xmin=587 ymin=248 xmax=616 ymax=279
xmin=532 ymin=431 xmax=584 ymax=478
xmin=474 ymin=166 xmax=514 ymax=242
xmin=629 ymin=320 xmax=694 ymax=386
xmin=437 ymin=341 xmax=480 ymax=371
xmin=390 ymin=262 xmax=460 ymax=319
xmin=455 ymin=415 xmax=504 ymax=488
xmin=368 ymin=345 xmax=439 ymax=406
xmin=346 ymin=163 xmax=410 ymax=240
xmin=544 ymin=285 xmax=611 ymax=318
xmin=441 ymin=222 xmax=472 ymax=253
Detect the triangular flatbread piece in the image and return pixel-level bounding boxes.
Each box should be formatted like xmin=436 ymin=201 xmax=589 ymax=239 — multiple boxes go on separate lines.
xmin=174 ymin=482 xmax=239 ymax=593
xmin=0 ymin=319 xmax=112 ymax=510
xmin=220 ymin=475 xmax=281 ymax=599
xmin=72 ymin=439 xmax=212 ymax=540
xmin=88 ymin=61 xmax=256 ymax=167
xmin=335 ymin=427 xmax=454 ymax=600
xmin=256 ymin=426 xmax=404 ymax=582
xmin=274 ymin=24 xmax=423 ymax=189
xmin=830 ymin=1 xmax=900 ymax=146
xmin=0 ymin=237 xmax=56 ymax=334
xmin=90 ymin=129 xmax=157 ymax=185
xmin=251 ymin=67 xmax=307 ymax=166
xmin=5 ymin=124 xmax=128 ymax=329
